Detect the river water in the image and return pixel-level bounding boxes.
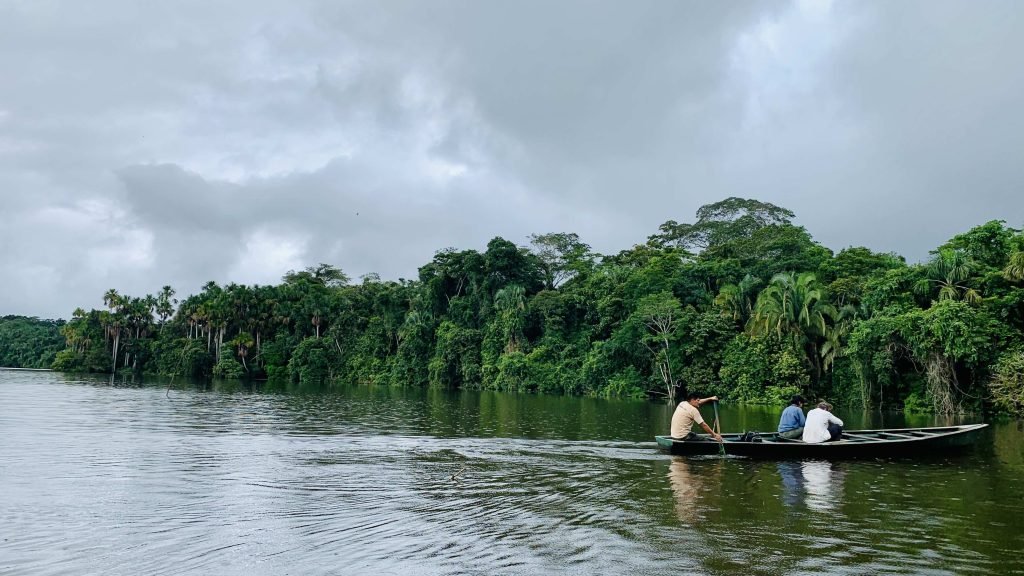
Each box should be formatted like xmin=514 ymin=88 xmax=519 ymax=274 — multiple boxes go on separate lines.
xmin=1 ymin=370 xmax=1022 ymax=575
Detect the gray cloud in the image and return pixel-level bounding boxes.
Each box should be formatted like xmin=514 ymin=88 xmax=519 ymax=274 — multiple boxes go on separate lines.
xmin=2 ymin=0 xmax=1023 ymax=318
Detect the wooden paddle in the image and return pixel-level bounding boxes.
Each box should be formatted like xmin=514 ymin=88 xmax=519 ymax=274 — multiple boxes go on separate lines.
xmin=712 ymin=399 xmax=725 ymax=456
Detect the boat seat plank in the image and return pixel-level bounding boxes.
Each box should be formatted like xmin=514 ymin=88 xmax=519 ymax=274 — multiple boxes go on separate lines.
xmin=842 ymin=433 xmax=883 ymax=441
xmin=876 ymin=432 xmax=919 ymax=439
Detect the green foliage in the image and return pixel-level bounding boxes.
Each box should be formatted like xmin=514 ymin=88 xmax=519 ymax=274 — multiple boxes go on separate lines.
xmin=825 ymin=357 xmax=863 ymax=409
xmin=213 ymin=357 xmax=245 ymax=379
xmin=747 ymin=272 xmax=835 ymax=383
xmin=0 ymin=316 xmax=65 ymax=368
xmin=671 ymin=308 xmax=735 ymax=395
xmin=633 ymin=292 xmax=685 ymax=398
xmin=902 ymin=391 xmax=931 ymax=414
xmin=153 ymin=338 xmax=212 ymax=377
xmin=819 ymin=247 xmax=906 ymax=283
xmin=900 ymin=300 xmax=1000 ymax=369
xmin=714 ymin=274 xmax=762 ymax=327
xmin=283 ymin=263 xmax=350 ymax=287
xmin=529 ymin=232 xmax=594 ymax=289
xmin=602 ymin=366 xmax=647 ymax=399
xmin=848 ymin=300 xmax=1002 ymax=413
xmin=260 ymin=337 xmax=292 ymax=381
xmin=429 ymin=321 xmax=482 ymax=389
xmin=288 ymin=337 xmax=338 ymax=384
xmin=492 ymin=351 xmax=530 ymax=392
xmin=989 ymin=350 xmax=1024 ymax=416
xmin=939 ymin=220 xmax=1017 ymax=270
xmin=914 ymin=249 xmax=982 ymax=304
xmin=1004 ymin=251 xmax=1024 ymax=283
xmin=649 ymin=197 xmax=794 ymax=251
xmin=31 ymin=198 xmax=1023 ymax=414
xmin=388 ymin=310 xmax=434 ymax=386
xmin=719 ymin=334 xmax=810 ymax=404
xmin=819 ymin=247 xmax=906 ymax=307
xmin=708 ymin=224 xmax=832 ymax=281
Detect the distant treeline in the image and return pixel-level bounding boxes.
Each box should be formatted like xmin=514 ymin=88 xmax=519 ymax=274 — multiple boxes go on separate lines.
xmin=0 ymin=315 xmax=65 ymax=369
xmin=44 ymin=197 xmax=1024 ymax=415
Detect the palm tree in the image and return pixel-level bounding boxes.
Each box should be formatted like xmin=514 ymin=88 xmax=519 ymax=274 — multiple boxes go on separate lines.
xmin=100 ymin=289 xmax=127 ymax=371
xmin=714 ymin=274 xmax=762 ymax=326
xmin=914 ymin=249 xmax=981 ymax=304
xmin=494 ymin=284 xmax=526 ymax=353
xmin=103 ymin=288 xmax=122 ymax=311
xmin=1004 ymin=251 xmax=1024 ymax=282
xmin=230 ymin=333 xmax=255 ymax=373
xmin=748 ymin=272 xmax=836 ymax=379
xmin=820 ymin=303 xmax=862 ymax=372
xmin=156 ymin=286 xmax=176 ymax=326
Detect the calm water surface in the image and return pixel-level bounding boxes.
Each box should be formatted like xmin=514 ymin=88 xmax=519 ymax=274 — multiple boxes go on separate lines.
xmin=1 ymin=370 xmax=1022 ymax=575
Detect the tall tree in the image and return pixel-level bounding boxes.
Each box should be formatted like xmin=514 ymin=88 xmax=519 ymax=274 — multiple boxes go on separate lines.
xmin=649 ymin=197 xmax=795 ymax=251
xmin=528 ymin=232 xmax=594 ymax=289
xmin=283 ymin=263 xmax=349 ymax=287
xmin=714 ymin=274 xmax=762 ymax=327
xmin=1004 ymin=251 xmax=1024 ymax=282
xmin=748 ymin=272 xmax=836 ymax=380
xmin=156 ymin=286 xmax=177 ymax=326
xmin=494 ymin=284 xmax=527 ymax=353
xmin=635 ymin=292 xmax=684 ymax=401
xmin=914 ymin=250 xmax=981 ymax=304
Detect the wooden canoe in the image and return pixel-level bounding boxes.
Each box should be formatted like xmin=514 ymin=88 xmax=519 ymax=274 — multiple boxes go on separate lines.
xmin=655 ymin=424 xmax=988 ymax=458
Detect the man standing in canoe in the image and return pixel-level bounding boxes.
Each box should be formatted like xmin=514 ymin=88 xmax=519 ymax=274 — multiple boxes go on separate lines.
xmin=777 ymin=395 xmax=806 ymax=440
xmin=671 ymin=392 xmax=723 ymax=442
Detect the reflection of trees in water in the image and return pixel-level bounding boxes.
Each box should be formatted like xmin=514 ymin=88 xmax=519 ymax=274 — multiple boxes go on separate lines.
xmin=668 ymin=457 xmax=722 ymax=524
xmin=777 ymin=461 xmax=846 ymax=511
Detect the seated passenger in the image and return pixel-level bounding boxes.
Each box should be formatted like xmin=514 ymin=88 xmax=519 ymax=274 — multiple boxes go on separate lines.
xmin=777 ymin=395 xmax=806 ymax=440
xmin=802 ymin=401 xmax=844 ymax=443
xmin=670 ymin=392 xmax=723 ymax=442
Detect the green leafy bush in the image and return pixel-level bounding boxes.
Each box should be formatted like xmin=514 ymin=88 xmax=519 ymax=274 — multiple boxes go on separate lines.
xmin=213 ymin=357 xmax=245 ymax=379
xmin=990 ymin=350 xmax=1024 ymax=416
xmin=602 ymin=366 xmax=646 ymax=399
xmin=902 ymin=391 xmax=931 ymax=413
xmin=288 ymin=337 xmax=337 ymax=384
xmin=719 ymin=334 xmax=809 ymax=404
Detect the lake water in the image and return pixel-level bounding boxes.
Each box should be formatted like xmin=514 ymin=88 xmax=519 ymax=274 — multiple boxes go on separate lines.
xmin=1 ymin=369 xmax=1022 ymax=575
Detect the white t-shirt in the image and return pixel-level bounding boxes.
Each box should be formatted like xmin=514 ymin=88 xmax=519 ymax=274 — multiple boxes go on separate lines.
xmin=671 ymin=402 xmax=705 ymax=438
xmin=802 ymin=407 xmax=844 ymax=443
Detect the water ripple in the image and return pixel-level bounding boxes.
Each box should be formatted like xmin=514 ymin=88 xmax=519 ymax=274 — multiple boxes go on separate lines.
xmin=0 ymin=371 xmax=1021 ymax=575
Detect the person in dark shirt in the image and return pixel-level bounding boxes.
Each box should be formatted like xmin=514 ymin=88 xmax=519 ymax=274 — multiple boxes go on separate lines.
xmin=777 ymin=394 xmax=806 ymax=440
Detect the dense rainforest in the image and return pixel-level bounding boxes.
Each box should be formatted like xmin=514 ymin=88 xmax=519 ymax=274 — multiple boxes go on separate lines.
xmin=0 ymin=316 xmax=65 ymax=369
xmin=43 ymin=198 xmax=1024 ymax=415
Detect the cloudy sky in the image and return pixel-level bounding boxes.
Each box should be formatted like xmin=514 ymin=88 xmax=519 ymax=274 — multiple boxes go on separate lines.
xmin=2 ymin=0 xmax=1022 ymax=319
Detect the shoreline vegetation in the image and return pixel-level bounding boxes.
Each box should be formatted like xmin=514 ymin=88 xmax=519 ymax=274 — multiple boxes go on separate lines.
xmin=5 ymin=198 xmax=1024 ymax=416
xmin=0 ymin=316 xmax=65 ymax=370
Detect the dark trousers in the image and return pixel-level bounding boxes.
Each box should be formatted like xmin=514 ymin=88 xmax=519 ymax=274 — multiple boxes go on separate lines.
xmin=827 ymin=423 xmax=843 ymax=442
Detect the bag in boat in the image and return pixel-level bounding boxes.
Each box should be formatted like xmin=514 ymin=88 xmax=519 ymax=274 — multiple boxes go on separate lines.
xmin=739 ymin=431 xmax=763 ymax=443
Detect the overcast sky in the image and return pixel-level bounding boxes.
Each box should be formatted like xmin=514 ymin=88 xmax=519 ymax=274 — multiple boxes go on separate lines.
xmin=2 ymin=0 xmax=1023 ymax=319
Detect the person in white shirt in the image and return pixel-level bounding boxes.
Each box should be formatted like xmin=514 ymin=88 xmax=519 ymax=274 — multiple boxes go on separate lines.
xmin=802 ymin=401 xmax=844 ymax=443
xmin=670 ymin=392 xmax=723 ymax=442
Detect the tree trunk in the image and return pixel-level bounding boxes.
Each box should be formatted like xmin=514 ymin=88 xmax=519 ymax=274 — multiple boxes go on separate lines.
xmin=111 ymin=331 xmax=119 ymax=373
xmin=926 ymin=352 xmax=957 ymax=415
xmin=662 ymin=338 xmax=675 ymax=402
